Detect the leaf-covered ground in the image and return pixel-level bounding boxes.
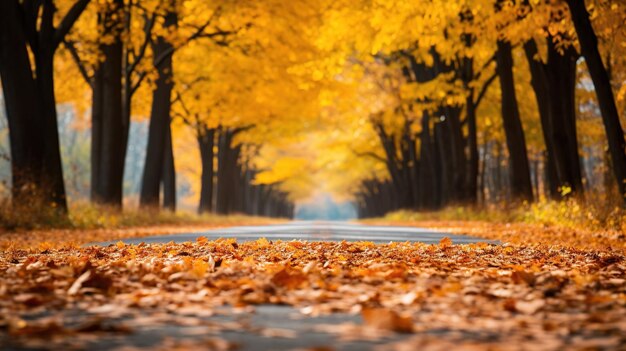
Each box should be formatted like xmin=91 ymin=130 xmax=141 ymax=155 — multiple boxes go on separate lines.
xmin=0 ymin=220 xmax=277 ymax=251
xmin=1 ymin=235 xmax=625 ymax=350
xmin=366 ymin=219 xmax=626 ymax=251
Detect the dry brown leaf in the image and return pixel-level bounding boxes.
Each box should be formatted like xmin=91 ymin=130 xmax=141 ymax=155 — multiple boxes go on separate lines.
xmin=361 ymin=307 xmax=414 ymax=333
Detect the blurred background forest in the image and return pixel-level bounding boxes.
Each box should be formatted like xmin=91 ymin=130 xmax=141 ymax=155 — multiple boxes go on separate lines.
xmin=0 ymin=0 xmax=625 ymax=229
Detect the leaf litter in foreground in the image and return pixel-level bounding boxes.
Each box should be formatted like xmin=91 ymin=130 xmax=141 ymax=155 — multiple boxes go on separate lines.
xmin=0 ymin=237 xmax=625 ymax=350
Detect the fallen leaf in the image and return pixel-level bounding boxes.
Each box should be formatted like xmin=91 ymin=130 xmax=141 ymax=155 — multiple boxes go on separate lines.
xmin=361 ymin=307 xmax=413 ymax=333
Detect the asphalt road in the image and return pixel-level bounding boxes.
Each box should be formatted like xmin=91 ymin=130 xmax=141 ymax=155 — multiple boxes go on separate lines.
xmin=74 ymin=222 xmax=496 ymax=351
xmin=100 ymin=220 xmax=496 ymax=246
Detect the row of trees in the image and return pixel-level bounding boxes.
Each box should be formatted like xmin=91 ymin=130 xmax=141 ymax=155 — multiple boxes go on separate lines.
xmin=303 ymin=0 xmax=625 ymax=217
xmin=0 ymin=0 xmax=312 ymax=218
xmin=1 ymin=0 xmax=624 ymax=220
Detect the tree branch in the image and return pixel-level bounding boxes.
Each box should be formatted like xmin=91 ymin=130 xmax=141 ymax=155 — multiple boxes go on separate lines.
xmin=473 ymin=53 xmax=496 ymax=81
xmin=127 ymin=9 xmax=157 ymax=75
xmin=63 ymin=40 xmax=92 ymax=86
xmin=474 ymin=72 xmax=497 ymax=108
xmin=22 ymin=0 xmax=41 ymax=55
xmin=54 ymin=0 xmax=91 ymax=49
xmin=350 ymin=148 xmax=387 ymax=163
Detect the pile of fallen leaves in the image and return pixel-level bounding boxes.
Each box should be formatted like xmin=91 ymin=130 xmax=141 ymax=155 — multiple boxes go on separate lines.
xmin=367 ymin=219 xmax=626 ymax=252
xmin=0 ymin=221 xmax=278 ymax=251
xmin=1 ymin=237 xmax=625 ymax=350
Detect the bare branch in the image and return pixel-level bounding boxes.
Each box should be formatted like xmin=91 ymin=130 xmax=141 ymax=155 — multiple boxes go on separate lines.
xmin=63 ymin=40 xmax=92 ymax=86
xmin=350 ymin=148 xmax=387 ymax=163
xmin=127 ymin=9 xmax=157 ymax=75
xmin=474 ymin=72 xmax=497 ymax=108
xmin=54 ymin=0 xmax=91 ymax=49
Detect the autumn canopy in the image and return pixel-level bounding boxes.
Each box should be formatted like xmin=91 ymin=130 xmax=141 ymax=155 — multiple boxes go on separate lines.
xmin=0 ymin=0 xmax=625 ymax=218
xmin=2 ymin=1 xmax=626 ymax=349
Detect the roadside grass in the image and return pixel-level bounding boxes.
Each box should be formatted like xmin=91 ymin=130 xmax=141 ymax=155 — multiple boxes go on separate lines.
xmin=368 ymin=195 xmax=626 ymax=250
xmin=0 ymin=199 xmax=282 ymax=249
xmin=381 ymin=196 xmax=626 ymax=233
xmin=0 ymin=199 xmax=276 ymax=231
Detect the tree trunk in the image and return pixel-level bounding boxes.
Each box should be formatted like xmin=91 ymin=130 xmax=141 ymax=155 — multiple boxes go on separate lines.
xmin=197 ymin=126 xmax=215 ymax=214
xmin=434 ymin=115 xmax=454 ymax=206
xmin=546 ymin=40 xmax=583 ymax=196
xmin=139 ymin=10 xmax=177 ymax=209
xmin=466 ymin=99 xmax=479 ymax=203
xmin=216 ymin=129 xmax=242 ymax=214
xmin=444 ymin=106 xmax=467 ymax=202
xmin=567 ymin=0 xmax=626 ymax=205
xmin=162 ymin=122 xmax=176 ymax=211
xmin=34 ymin=47 xmax=68 ymax=212
xmin=523 ymin=39 xmax=559 ymax=199
xmin=91 ymin=61 xmax=103 ymax=202
xmin=418 ymin=112 xmax=438 ymax=209
xmin=91 ymin=0 xmax=125 ymax=207
xmin=495 ymin=40 xmax=533 ymax=202
xmin=0 ymin=0 xmax=45 ymax=204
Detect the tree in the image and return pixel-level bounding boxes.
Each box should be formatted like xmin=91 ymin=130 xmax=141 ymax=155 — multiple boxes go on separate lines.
xmin=495 ymin=39 xmax=533 ymax=202
xmin=0 ymin=0 xmax=90 ymax=213
xmin=140 ymin=4 xmax=178 ymax=209
xmin=566 ymin=0 xmax=626 ymax=205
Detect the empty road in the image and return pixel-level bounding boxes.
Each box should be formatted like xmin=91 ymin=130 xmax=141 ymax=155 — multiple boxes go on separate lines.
xmin=100 ymin=221 xmax=496 ymax=246
xmin=82 ymin=222 xmax=497 ymax=351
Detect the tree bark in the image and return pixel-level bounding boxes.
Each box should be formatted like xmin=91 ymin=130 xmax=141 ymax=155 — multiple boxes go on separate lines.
xmin=0 ymin=0 xmax=45 ymax=203
xmin=140 ymin=9 xmax=177 ymax=209
xmin=418 ymin=112 xmax=438 ymax=209
xmin=197 ymin=126 xmax=215 ymax=214
xmin=34 ymin=45 xmax=68 ymax=212
xmin=466 ymin=98 xmax=479 ymax=203
xmin=1 ymin=0 xmax=89 ymax=213
xmin=545 ymin=40 xmax=583 ymax=195
xmin=91 ymin=0 xmax=125 ymax=207
xmin=523 ymin=39 xmax=559 ymax=199
xmin=567 ymin=0 xmax=626 ymax=205
xmin=216 ymin=130 xmax=242 ymax=214
xmin=162 ymin=122 xmax=176 ymax=211
xmin=495 ymin=40 xmax=533 ymax=201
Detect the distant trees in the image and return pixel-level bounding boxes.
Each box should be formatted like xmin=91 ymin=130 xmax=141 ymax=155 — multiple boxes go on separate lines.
xmin=0 ymin=0 xmax=301 ymax=218
xmin=1 ymin=0 xmax=624 ymax=221
xmin=312 ymin=0 xmax=626 ymax=217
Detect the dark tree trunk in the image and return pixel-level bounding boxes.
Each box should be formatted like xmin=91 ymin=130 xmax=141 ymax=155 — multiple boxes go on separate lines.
xmin=216 ymin=129 xmax=242 ymax=214
xmin=433 ymin=52 xmax=467 ymax=203
xmin=545 ymin=40 xmax=583 ymax=196
xmin=567 ymin=0 xmax=626 ymax=205
xmin=162 ymin=122 xmax=176 ymax=211
xmin=140 ymin=10 xmax=177 ymax=209
xmin=495 ymin=40 xmax=533 ymax=201
xmin=24 ymin=1 xmax=68 ymax=212
xmin=373 ymin=122 xmax=409 ymax=209
xmin=197 ymin=126 xmax=215 ymax=214
xmin=434 ymin=115 xmax=454 ymax=206
xmin=523 ymin=39 xmax=559 ymax=199
xmin=91 ymin=0 xmax=125 ymax=207
xmin=34 ymin=48 xmax=68 ymax=212
xmin=418 ymin=112 xmax=438 ymax=209
xmin=1 ymin=0 xmax=89 ymax=214
xmin=91 ymin=61 xmax=103 ymax=202
xmin=462 ymin=11 xmax=478 ymax=203
xmin=433 ymin=121 xmax=446 ymax=208
xmin=0 ymin=0 xmax=45 ymax=203
xmin=466 ymin=99 xmax=479 ymax=203
xmin=444 ymin=105 xmax=467 ymax=202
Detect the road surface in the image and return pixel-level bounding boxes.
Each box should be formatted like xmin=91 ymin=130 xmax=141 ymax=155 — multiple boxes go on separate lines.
xmin=81 ymin=222 xmax=496 ymax=351
xmin=100 ymin=220 xmax=496 ymax=246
